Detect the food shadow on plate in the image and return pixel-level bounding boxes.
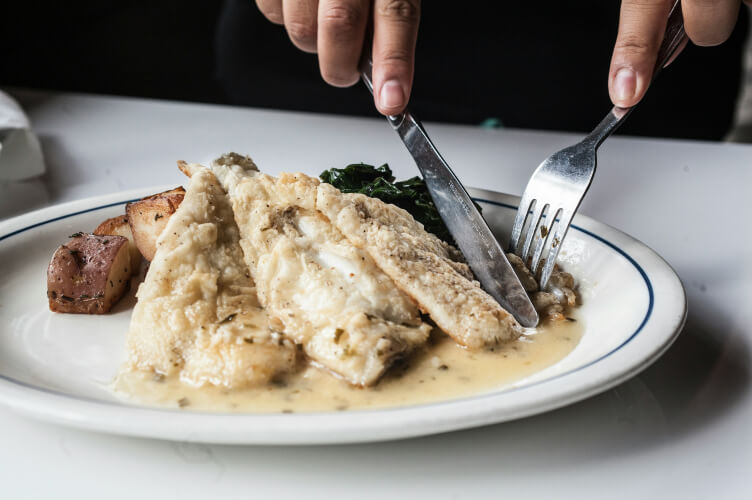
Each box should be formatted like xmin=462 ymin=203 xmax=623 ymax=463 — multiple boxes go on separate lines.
xmin=109 ymin=262 xmax=148 ymax=314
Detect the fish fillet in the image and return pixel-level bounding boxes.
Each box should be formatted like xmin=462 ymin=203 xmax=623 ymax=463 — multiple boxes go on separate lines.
xmin=126 ymin=168 xmax=299 ymax=388
xmin=316 ymin=182 xmax=522 ymax=348
xmin=205 ymin=155 xmax=432 ymax=386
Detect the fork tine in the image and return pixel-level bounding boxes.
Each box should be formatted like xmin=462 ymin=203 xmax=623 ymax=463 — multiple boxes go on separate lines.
xmin=539 ymin=209 xmax=574 ymax=289
xmin=529 ymin=207 xmax=561 ymax=278
xmin=526 ymin=203 xmax=549 ymax=272
xmin=521 ymin=201 xmax=547 ymax=262
xmin=509 ymin=195 xmax=535 ymax=254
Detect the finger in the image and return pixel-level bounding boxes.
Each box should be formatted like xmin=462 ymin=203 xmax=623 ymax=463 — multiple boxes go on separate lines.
xmin=683 ymin=0 xmax=740 ymax=46
xmin=317 ymin=0 xmax=369 ymax=87
xmin=283 ymin=0 xmax=319 ymax=52
xmin=372 ymin=0 xmax=420 ymax=115
xmin=608 ymin=0 xmax=673 ymax=108
xmin=256 ymin=0 xmax=284 ymax=24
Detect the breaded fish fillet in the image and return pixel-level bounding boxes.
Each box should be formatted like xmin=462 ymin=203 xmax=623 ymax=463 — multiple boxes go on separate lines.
xmin=126 ymin=168 xmax=299 ymax=388
xmin=316 ymin=182 xmax=522 ymax=348
xmin=205 ymin=156 xmax=432 ymax=386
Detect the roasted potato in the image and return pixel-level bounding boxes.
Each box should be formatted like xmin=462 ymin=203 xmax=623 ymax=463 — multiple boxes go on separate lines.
xmin=94 ymin=215 xmax=142 ymax=275
xmin=125 ymin=187 xmax=185 ymax=261
xmin=47 ymin=233 xmax=131 ymax=314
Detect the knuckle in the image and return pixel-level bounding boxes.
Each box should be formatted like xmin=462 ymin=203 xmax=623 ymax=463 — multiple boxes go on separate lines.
xmin=320 ymin=4 xmax=365 ymax=39
xmin=614 ymin=33 xmax=655 ymax=56
xmin=286 ymin=20 xmax=317 ymax=46
xmin=377 ymin=0 xmax=420 ymax=23
xmin=378 ymin=47 xmax=412 ymax=68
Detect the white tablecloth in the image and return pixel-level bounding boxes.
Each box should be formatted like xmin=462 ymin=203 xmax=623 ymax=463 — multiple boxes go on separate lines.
xmin=1 ymin=89 xmax=750 ymax=499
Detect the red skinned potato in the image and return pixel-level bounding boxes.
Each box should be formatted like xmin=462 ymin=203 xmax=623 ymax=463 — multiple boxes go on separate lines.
xmin=93 ymin=215 xmax=142 ymax=275
xmin=47 ymin=233 xmax=131 ymax=314
xmin=125 ymin=187 xmax=185 ymax=261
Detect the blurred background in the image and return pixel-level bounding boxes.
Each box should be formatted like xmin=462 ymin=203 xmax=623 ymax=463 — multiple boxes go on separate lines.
xmin=2 ymin=1 xmax=751 ymax=141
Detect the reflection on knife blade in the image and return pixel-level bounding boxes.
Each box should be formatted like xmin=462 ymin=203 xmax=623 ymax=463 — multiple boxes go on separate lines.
xmin=447 ymin=180 xmax=494 ymax=259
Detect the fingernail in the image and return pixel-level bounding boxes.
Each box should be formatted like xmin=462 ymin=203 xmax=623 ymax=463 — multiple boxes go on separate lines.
xmin=613 ymin=67 xmax=637 ymax=104
xmin=380 ymin=80 xmax=404 ymax=110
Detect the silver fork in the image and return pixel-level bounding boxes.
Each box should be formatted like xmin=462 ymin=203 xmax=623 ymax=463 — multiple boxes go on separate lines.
xmin=510 ymin=0 xmax=687 ymax=289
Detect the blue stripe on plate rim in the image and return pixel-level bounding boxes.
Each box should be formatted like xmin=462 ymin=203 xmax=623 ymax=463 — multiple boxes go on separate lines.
xmin=0 ymin=197 xmax=654 ymax=415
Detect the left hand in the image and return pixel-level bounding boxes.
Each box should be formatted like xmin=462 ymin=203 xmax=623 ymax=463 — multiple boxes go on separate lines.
xmin=608 ymin=0 xmax=751 ymax=108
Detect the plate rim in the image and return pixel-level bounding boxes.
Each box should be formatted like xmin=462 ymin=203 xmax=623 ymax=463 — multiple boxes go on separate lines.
xmin=0 ymin=186 xmax=687 ymax=444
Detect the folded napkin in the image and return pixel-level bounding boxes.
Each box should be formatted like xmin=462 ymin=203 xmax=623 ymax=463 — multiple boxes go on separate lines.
xmin=0 ymin=90 xmax=45 ymax=181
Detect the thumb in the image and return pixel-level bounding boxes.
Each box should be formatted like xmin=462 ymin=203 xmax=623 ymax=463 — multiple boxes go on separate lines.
xmin=609 ymin=0 xmax=673 ymax=108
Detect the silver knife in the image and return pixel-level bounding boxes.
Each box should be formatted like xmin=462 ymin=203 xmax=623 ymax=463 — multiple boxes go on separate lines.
xmin=360 ymin=60 xmax=539 ymax=327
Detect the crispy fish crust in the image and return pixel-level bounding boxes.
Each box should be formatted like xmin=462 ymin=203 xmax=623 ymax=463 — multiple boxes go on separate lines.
xmin=316 ymin=182 xmax=522 ymax=348
xmin=126 ymin=168 xmax=299 ymax=388
xmin=206 ymin=158 xmax=431 ymax=386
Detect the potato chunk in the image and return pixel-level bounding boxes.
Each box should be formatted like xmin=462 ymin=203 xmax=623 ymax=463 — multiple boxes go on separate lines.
xmin=47 ymin=234 xmax=131 ymax=314
xmin=125 ymin=187 xmax=185 ymax=261
xmin=93 ymin=215 xmax=142 ymax=275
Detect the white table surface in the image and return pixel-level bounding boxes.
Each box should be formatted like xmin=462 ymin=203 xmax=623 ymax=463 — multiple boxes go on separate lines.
xmin=1 ymin=89 xmax=751 ymax=499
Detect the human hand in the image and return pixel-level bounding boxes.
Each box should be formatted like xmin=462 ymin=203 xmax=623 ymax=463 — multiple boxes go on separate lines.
xmin=608 ymin=0 xmax=750 ymax=108
xmin=255 ymin=0 xmax=420 ymax=116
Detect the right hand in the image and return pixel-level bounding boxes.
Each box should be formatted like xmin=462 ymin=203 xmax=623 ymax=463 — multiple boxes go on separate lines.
xmin=608 ymin=0 xmax=748 ymax=108
xmin=255 ymin=0 xmax=420 ymax=116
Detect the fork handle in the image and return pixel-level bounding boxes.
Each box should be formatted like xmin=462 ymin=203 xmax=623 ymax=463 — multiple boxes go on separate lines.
xmin=585 ymin=0 xmax=687 ymax=148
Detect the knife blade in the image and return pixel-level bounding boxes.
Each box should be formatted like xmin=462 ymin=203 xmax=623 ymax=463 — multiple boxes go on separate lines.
xmin=360 ymin=61 xmax=539 ymax=328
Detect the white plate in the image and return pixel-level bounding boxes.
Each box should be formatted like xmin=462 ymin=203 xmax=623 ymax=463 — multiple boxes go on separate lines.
xmin=0 ymin=186 xmax=686 ymax=444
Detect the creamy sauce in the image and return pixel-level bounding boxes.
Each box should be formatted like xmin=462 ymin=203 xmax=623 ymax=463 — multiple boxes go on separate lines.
xmin=114 ymin=316 xmax=582 ymax=413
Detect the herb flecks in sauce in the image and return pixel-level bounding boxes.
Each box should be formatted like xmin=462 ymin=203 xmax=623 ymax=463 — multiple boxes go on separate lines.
xmin=220 ymin=314 xmax=236 ymax=324
xmin=114 ymin=318 xmax=583 ymax=414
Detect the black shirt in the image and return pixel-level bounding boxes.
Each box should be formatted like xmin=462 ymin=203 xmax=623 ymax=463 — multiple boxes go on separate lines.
xmin=3 ymin=0 xmax=748 ymax=140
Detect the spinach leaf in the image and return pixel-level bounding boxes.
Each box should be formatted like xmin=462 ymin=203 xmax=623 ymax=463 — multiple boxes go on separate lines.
xmin=320 ymin=163 xmax=456 ymax=244
xmin=320 ymin=163 xmax=394 ymax=187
